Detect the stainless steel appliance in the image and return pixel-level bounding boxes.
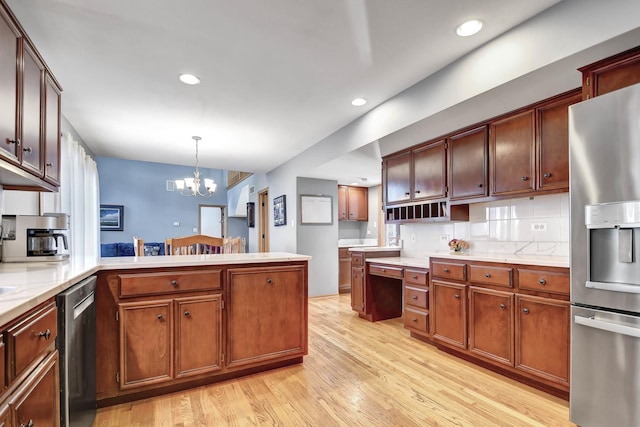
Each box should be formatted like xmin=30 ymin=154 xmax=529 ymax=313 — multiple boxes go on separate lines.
xmin=56 ymin=276 xmax=97 ymax=427
xmin=569 ymin=82 xmax=640 ymax=427
xmin=0 ymin=214 xmax=70 ymax=262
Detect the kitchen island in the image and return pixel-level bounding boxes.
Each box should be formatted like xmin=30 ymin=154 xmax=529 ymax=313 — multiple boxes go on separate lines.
xmin=0 ymin=252 xmax=310 ymax=410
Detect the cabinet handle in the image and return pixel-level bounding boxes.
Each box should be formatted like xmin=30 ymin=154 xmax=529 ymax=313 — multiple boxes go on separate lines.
xmin=522 ymin=308 xmax=529 ymax=314
xmin=266 ymin=278 xmax=273 ymax=284
xmin=46 ymin=162 xmax=53 ymax=167
xmin=485 ymin=273 xmax=491 ymax=278
xmin=23 ymin=146 xmax=32 ymax=154
xmin=157 ymin=314 xmax=164 ymax=320
xmin=411 ymin=275 xmax=418 ymax=279
xmin=521 ymin=176 xmax=528 ymax=181
xmin=476 ymin=183 xmax=483 ymax=188
xmin=543 ymin=172 xmax=551 ymax=178
xmin=20 ymin=420 xmax=34 ymax=427
xmin=454 ymin=294 xmax=460 ymax=299
xmin=415 ymin=190 xmax=421 ymax=194
xmin=184 ymin=310 xmax=190 ymax=317
xmin=37 ymin=329 xmax=51 ymax=340
xmin=404 ymin=192 xmax=410 ymax=196
xmin=412 ymin=295 xmax=418 ymax=300
xmin=5 ymin=138 xmax=20 ymax=146
xmin=170 ymin=280 xmax=178 ymax=287
xmin=443 ymin=268 xmax=449 ymax=273
xmin=538 ymin=278 xmax=546 ymax=285
xmin=412 ymin=317 xmax=418 ymax=322
xmin=500 ymin=304 xmax=506 ymax=310
xmin=382 ymin=268 xmax=386 ymax=272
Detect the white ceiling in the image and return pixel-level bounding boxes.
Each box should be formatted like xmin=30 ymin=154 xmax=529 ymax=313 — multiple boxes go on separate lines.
xmin=6 ymin=0 xmax=562 ymax=185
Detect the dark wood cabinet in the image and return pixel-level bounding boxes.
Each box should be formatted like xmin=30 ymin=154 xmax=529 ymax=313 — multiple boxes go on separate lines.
xmin=0 ymin=403 xmax=9 ymax=427
xmin=383 ymin=151 xmax=411 ymax=205
xmin=338 ymin=185 xmax=368 ymax=221
xmin=0 ymin=6 xmax=19 ymax=164
xmin=351 ymin=265 xmax=365 ymax=313
xmin=580 ymin=45 xmax=640 ymax=99
xmin=403 ymin=268 xmax=429 ymax=337
xmin=515 ymin=294 xmax=570 ymax=388
xmin=43 ymin=74 xmax=61 ymax=186
xmin=431 ymin=280 xmax=467 ymax=349
xmin=338 ymin=248 xmax=351 ymax=294
xmin=536 ymin=90 xmax=582 ymax=192
xmin=448 ymin=126 xmax=488 ymax=201
xmin=468 ymin=287 xmax=514 ymax=366
xmin=490 ymin=109 xmax=535 ymax=196
xmin=20 ymin=42 xmax=44 ymax=177
xmin=412 ymin=139 xmax=446 ymax=201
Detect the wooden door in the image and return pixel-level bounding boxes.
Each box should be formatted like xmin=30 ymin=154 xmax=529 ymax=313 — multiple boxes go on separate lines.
xmin=0 ymin=8 xmax=20 ymax=163
xmin=175 ymin=295 xmax=222 ymax=378
xmin=431 ymin=281 xmax=467 ymax=349
xmin=20 ymin=41 xmax=44 ymax=176
xmin=448 ymin=126 xmax=488 ymax=200
xmin=468 ymin=287 xmax=514 ymax=366
xmin=412 ymin=140 xmax=446 ymax=201
xmin=347 ymin=186 xmax=368 ymax=221
xmin=351 ymin=267 xmax=365 ymax=312
xmin=490 ymin=110 xmax=535 ymax=196
xmin=43 ymin=74 xmax=61 ymax=185
xmin=383 ymin=151 xmax=411 ymax=205
xmin=536 ymin=90 xmax=582 ymax=192
xmin=337 ymin=186 xmax=348 ymax=220
xmin=119 ymin=300 xmax=173 ymax=389
xmin=226 ymin=266 xmax=306 ymax=368
xmin=515 ymin=294 xmax=570 ymax=386
xmin=9 ymin=350 xmax=59 ymax=427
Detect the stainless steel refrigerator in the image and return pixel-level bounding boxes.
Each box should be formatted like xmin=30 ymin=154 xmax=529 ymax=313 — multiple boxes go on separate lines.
xmin=569 ymin=82 xmax=640 ymax=427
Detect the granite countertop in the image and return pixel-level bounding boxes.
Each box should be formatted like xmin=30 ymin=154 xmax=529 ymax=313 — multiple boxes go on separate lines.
xmin=0 ymin=252 xmax=311 ymax=327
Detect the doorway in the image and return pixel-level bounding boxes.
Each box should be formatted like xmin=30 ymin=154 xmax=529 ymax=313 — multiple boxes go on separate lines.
xmin=199 ymin=205 xmax=225 ymax=237
xmin=258 ymin=189 xmax=269 ymax=252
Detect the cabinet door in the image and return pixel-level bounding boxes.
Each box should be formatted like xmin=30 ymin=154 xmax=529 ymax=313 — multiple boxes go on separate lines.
xmin=338 ymin=248 xmax=351 ymax=294
xmin=175 ymin=295 xmax=222 ymax=378
xmin=384 ymin=151 xmax=411 ymax=205
xmin=0 ymin=8 xmax=20 ymax=163
xmin=43 ymin=74 xmax=61 ymax=185
xmin=9 ymin=350 xmax=59 ymax=427
xmin=580 ymin=47 xmax=640 ymax=99
xmin=536 ymin=91 xmax=581 ymax=191
xmin=20 ymin=42 xmax=44 ymax=176
xmin=431 ymin=281 xmax=467 ymax=349
xmin=515 ymin=295 xmax=570 ymax=386
xmin=490 ymin=110 xmax=535 ymax=196
xmin=449 ymin=126 xmax=488 ymax=200
xmin=226 ymin=266 xmax=306 ymax=368
xmin=0 ymin=403 xmax=9 ymax=427
xmin=347 ymin=186 xmax=368 ymax=221
xmin=469 ymin=287 xmax=514 ymax=366
xmin=337 ymin=186 xmax=348 ymax=220
xmin=119 ymin=300 xmax=173 ymax=389
xmin=351 ymin=267 xmax=365 ymax=312
xmin=412 ymin=140 xmax=446 ymax=201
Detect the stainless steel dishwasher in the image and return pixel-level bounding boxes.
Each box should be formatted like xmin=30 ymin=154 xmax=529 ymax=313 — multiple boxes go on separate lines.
xmin=57 ymin=275 xmax=97 ymax=427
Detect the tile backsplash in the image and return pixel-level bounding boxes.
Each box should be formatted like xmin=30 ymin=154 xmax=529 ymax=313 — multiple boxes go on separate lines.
xmin=401 ymin=193 xmax=569 ymax=258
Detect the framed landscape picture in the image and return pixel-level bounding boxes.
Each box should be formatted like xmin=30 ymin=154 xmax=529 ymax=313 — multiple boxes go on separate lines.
xmin=273 ymin=195 xmax=286 ymax=226
xmin=100 ymin=205 xmax=124 ymax=231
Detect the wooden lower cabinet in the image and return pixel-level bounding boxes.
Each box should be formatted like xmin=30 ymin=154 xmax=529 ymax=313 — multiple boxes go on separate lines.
xmin=431 ymin=281 xmax=466 ymax=349
xmin=468 ymin=287 xmax=514 ymax=366
xmin=338 ymin=248 xmax=351 ymax=294
xmin=351 ymin=266 xmax=365 ymax=313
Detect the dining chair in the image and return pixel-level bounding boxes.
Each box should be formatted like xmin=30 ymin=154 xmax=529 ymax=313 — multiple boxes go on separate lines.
xmin=165 ymin=234 xmax=224 ymax=255
xmin=223 ymin=237 xmax=247 ymax=254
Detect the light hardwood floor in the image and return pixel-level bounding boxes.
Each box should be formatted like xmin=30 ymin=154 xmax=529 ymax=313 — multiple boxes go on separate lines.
xmin=94 ymin=294 xmax=576 ymax=427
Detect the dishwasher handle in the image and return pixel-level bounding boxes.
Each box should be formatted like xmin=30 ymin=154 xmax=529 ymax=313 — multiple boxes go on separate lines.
xmin=575 ymin=314 xmax=640 ymax=339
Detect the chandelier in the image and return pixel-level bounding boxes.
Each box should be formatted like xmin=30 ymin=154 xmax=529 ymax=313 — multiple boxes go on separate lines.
xmin=175 ymin=136 xmax=217 ymax=197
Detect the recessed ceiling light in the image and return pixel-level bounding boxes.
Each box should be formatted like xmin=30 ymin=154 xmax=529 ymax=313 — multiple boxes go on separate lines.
xmin=351 ymin=98 xmax=367 ymax=107
xmin=179 ymin=73 xmax=201 ymax=85
xmin=456 ymin=19 xmax=484 ymax=37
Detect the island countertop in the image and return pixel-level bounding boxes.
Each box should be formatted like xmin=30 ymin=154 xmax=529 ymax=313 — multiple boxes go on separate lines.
xmin=0 ymin=252 xmax=311 ymax=326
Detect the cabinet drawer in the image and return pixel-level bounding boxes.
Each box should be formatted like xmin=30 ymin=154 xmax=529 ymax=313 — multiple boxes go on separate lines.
xmin=404 ymin=269 xmax=428 ymax=286
xmin=404 ymin=308 xmax=429 ymax=334
xmin=369 ymin=264 xmax=403 ymax=279
xmin=405 ymin=286 xmax=428 ymax=310
xmin=119 ymin=269 xmax=222 ymax=297
xmin=339 ymin=248 xmax=350 ymax=259
xmin=6 ymin=302 xmax=57 ymax=380
xmin=431 ymin=261 xmax=466 ymax=281
xmin=518 ymin=268 xmax=569 ymax=295
xmin=351 ymin=253 xmax=365 ymax=267
xmin=469 ymin=265 xmax=513 ymax=288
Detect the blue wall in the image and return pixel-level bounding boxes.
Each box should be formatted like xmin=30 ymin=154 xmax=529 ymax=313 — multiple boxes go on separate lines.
xmin=97 ymin=156 xmax=228 ymax=244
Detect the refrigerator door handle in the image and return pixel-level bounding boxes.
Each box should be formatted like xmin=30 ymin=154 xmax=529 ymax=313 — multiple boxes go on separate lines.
xmin=575 ymin=314 xmax=640 ymax=338
xmin=586 ymin=280 xmax=640 ymax=294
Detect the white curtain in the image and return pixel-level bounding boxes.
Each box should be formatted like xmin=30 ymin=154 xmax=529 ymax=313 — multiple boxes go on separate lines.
xmin=59 ymin=132 xmax=100 ymax=259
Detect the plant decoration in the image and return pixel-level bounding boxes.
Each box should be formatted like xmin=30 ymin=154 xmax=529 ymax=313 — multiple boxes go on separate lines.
xmin=448 ymin=238 xmax=470 ymax=253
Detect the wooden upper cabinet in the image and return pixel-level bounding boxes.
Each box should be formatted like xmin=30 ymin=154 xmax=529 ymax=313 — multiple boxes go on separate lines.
xmin=579 ymin=46 xmax=640 ymax=99
xmin=412 ymin=139 xmax=446 ymax=201
xmin=490 ymin=109 xmax=535 ymax=197
xmin=338 ymin=185 xmax=348 ymax=220
xmin=384 ymin=151 xmax=411 ymax=205
xmin=0 ymin=7 xmax=20 ymax=164
xmin=44 ymin=73 xmax=61 ymax=185
xmin=536 ymin=90 xmax=582 ymax=192
xmin=20 ymin=41 xmax=44 ymax=177
xmin=448 ymin=126 xmax=488 ymax=201
xmin=338 ymin=185 xmax=368 ymax=221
